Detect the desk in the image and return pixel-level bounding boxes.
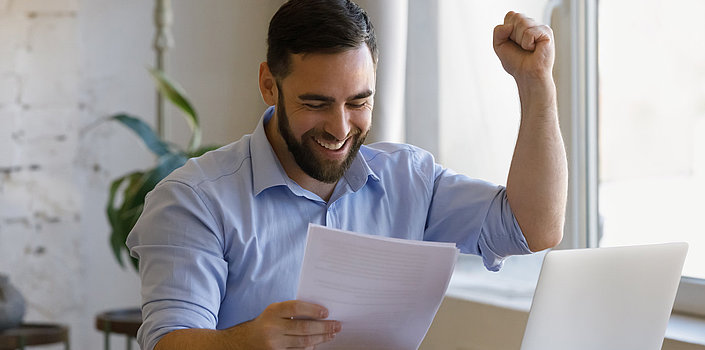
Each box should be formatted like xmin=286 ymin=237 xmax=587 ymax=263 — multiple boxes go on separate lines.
xmin=0 ymin=323 xmax=69 ymax=350
xmin=95 ymin=308 xmax=142 ymax=350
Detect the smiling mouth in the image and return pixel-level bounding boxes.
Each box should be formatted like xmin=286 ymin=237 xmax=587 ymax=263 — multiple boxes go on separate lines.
xmin=314 ymin=136 xmax=347 ymax=151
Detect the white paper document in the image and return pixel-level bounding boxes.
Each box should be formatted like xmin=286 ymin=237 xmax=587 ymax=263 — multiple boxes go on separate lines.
xmin=296 ymin=224 xmax=460 ymax=350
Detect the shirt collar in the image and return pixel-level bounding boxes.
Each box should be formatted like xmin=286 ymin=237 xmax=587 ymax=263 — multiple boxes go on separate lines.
xmin=342 ymin=146 xmax=380 ymax=193
xmin=251 ymin=106 xmax=289 ymax=196
xmin=250 ymin=106 xmax=380 ymax=198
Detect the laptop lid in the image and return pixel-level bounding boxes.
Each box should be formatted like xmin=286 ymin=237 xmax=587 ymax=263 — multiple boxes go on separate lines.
xmin=520 ymin=242 xmax=688 ymax=350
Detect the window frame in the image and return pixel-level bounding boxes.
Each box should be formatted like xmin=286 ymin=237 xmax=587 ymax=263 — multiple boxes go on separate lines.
xmin=556 ymin=0 xmax=705 ymax=317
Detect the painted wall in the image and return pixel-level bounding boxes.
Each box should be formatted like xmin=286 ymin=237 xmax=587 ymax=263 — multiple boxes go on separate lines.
xmin=165 ymin=0 xmax=283 ymax=148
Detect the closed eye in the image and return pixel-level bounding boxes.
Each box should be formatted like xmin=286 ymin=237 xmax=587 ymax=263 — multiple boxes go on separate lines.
xmin=303 ymin=103 xmax=326 ymax=110
xmin=347 ymin=102 xmax=367 ymax=109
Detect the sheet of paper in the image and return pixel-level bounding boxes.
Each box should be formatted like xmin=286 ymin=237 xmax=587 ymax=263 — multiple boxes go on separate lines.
xmin=296 ymin=224 xmax=459 ymax=350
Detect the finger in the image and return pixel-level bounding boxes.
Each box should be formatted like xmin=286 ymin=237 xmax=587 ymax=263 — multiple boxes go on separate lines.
xmin=504 ymin=11 xmax=540 ymax=49
xmin=504 ymin=11 xmax=523 ymax=43
xmin=271 ymin=300 xmax=329 ymax=319
xmin=284 ymin=319 xmax=342 ymax=336
xmin=512 ymin=18 xmax=532 ymax=49
xmin=503 ymin=10 xmax=516 ymax=25
xmin=285 ymin=333 xmax=336 ymax=348
xmin=520 ymin=25 xmax=553 ymax=51
xmin=519 ymin=26 xmax=546 ymax=51
xmin=493 ymin=24 xmax=514 ymax=49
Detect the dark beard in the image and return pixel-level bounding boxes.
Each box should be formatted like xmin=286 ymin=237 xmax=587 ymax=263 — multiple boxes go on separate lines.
xmin=276 ymin=90 xmax=367 ymax=184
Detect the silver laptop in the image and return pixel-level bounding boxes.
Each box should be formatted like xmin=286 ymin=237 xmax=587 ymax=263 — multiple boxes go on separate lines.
xmin=520 ymin=242 xmax=688 ymax=350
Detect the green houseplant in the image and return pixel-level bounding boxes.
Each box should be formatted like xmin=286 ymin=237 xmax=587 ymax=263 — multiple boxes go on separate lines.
xmin=106 ymin=68 xmax=218 ymax=271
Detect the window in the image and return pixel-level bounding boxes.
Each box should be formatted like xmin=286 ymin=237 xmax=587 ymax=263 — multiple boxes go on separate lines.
xmin=597 ymin=0 xmax=705 ymax=314
xmin=547 ymin=0 xmax=705 ymax=317
xmin=597 ymin=0 xmax=705 ymax=280
xmin=407 ymin=0 xmax=705 ymax=317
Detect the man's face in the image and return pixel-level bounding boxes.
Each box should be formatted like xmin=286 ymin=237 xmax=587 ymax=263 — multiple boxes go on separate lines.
xmin=273 ymin=46 xmax=376 ymax=183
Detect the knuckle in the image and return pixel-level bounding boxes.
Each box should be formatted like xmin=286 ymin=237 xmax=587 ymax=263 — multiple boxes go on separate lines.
xmin=542 ymin=24 xmax=554 ymax=36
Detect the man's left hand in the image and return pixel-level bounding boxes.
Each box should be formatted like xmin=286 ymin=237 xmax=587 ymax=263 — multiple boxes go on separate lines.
xmin=493 ymin=11 xmax=555 ymax=82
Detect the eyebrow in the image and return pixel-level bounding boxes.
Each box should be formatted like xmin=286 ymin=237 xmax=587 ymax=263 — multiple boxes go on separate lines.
xmin=349 ymin=89 xmax=374 ymax=100
xmin=298 ymin=94 xmax=335 ymax=103
xmin=298 ymin=89 xmax=374 ymax=102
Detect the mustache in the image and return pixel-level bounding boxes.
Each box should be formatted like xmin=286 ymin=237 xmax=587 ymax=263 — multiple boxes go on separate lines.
xmin=305 ymin=128 xmax=362 ymax=142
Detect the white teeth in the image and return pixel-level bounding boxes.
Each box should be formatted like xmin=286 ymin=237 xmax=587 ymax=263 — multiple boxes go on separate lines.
xmin=315 ymin=137 xmax=345 ymax=150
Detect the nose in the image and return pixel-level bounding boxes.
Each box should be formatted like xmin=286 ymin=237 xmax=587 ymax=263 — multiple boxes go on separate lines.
xmin=324 ymin=105 xmax=352 ymax=141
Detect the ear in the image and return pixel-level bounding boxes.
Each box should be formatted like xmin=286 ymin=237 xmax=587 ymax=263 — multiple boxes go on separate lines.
xmin=259 ymin=62 xmax=278 ymax=106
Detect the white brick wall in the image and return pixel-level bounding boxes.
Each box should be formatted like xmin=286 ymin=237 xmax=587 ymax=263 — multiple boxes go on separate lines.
xmin=0 ymin=1 xmax=273 ymax=348
xmin=0 ymin=2 xmax=81 ymax=349
xmin=20 ymin=17 xmax=79 ymax=108
xmin=0 ymin=1 xmax=146 ymax=349
xmin=11 ymin=0 xmax=78 ymax=13
xmin=0 ymin=107 xmax=19 ymax=166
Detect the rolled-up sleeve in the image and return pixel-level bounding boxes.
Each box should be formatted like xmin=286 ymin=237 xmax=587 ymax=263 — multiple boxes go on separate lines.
xmin=126 ymin=180 xmax=228 ymax=350
xmin=423 ymin=162 xmax=532 ymax=272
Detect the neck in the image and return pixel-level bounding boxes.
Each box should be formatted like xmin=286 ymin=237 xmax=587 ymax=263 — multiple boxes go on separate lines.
xmin=264 ymin=115 xmax=337 ymax=202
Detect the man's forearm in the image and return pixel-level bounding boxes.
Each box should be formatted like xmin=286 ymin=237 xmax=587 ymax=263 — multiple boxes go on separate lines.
xmin=506 ymin=77 xmax=568 ymax=252
xmin=154 ymin=322 xmax=252 ymax=350
xmin=152 ymin=301 xmax=340 ymax=350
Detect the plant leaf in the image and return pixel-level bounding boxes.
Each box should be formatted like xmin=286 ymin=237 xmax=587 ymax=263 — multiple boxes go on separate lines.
xmin=121 ymin=153 xmax=188 ymax=212
xmin=123 ymin=205 xmax=144 ymax=272
xmin=110 ymin=153 xmax=189 ymax=269
xmin=107 ymin=152 xmax=187 ymax=272
xmin=111 ymin=114 xmax=172 ymax=157
xmin=110 ymin=220 xmax=127 ymax=268
xmin=104 ymin=70 xmax=212 ymax=272
xmin=107 ymin=176 xmax=128 ymax=268
xmin=130 ymin=254 xmax=139 ymax=271
xmin=106 ymin=171 xmax=143 ymax=268
xmin=148 ymin=68 xmax=202 ymax=152
xmin=114 ymin=200 xmax=143 ymax=271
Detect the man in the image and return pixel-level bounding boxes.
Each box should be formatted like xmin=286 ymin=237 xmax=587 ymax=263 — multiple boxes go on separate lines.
xmin=127 ymin=0 xmax=567 ymax=349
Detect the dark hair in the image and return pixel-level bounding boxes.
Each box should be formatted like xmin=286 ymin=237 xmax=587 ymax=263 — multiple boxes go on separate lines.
xmin=266 ymin=0 xmax=377 ymax=80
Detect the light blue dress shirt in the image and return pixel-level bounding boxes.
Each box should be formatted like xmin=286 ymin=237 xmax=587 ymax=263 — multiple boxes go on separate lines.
xmin=127 ymin=106 xmax=532 ymax=350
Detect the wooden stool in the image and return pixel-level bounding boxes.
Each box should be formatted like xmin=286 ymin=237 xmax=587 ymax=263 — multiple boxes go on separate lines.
xmin=95 ymin=308 xmax=142 ymax=350
xmin=0 ymin=323 xmax=70 ymax=350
